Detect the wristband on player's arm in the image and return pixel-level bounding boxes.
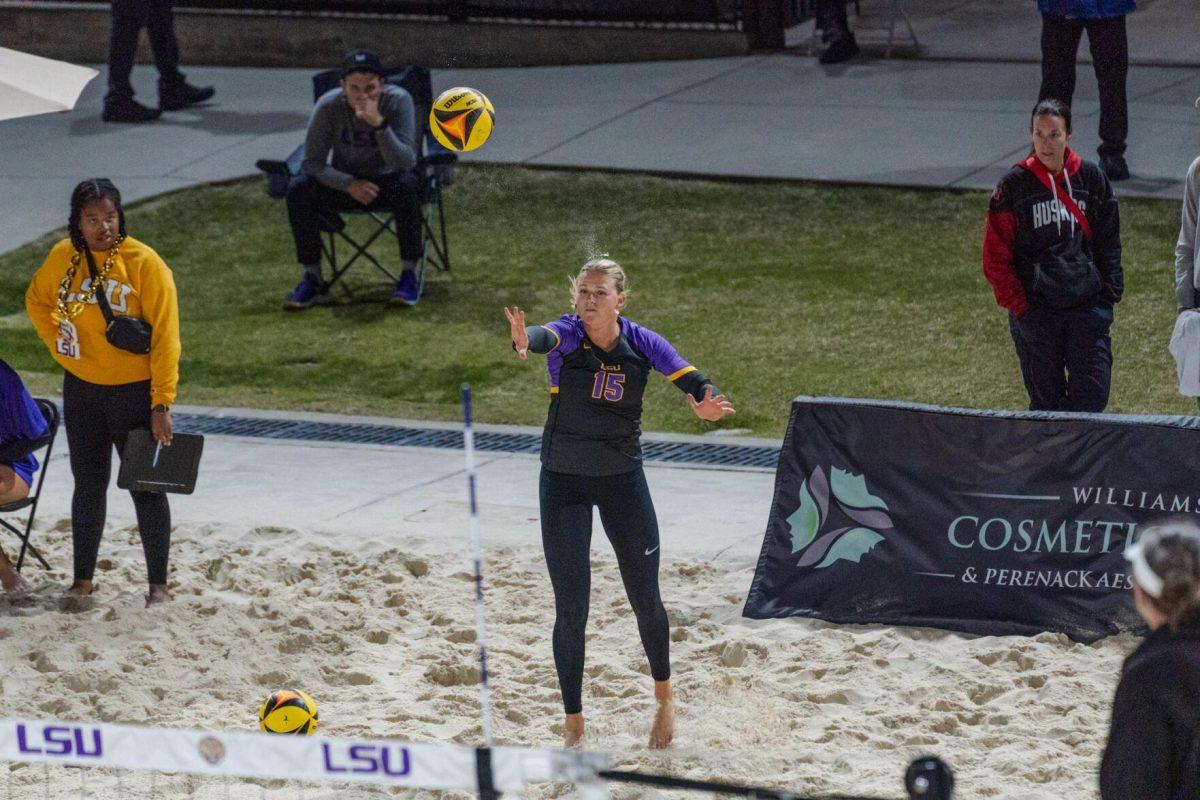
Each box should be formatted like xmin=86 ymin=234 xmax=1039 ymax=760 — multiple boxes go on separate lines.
xmin=672 ymin=369 xmax=716 ymax=403
xmin=519 ymin=326 xmax=557 ymax=354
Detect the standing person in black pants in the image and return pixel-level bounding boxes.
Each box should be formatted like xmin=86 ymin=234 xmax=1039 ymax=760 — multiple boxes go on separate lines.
xmin=983 ymin=100 xmax=1122 ymax=412
xmin=25 ymin=180 xmax=181 ymax=605
xmin=103 ymin=0 xmax=215 ymax=123
xmin=504 ymin=257 xmax=735 ymax=749
xmin=1036 ymin=0 xmax=1135 ymax=181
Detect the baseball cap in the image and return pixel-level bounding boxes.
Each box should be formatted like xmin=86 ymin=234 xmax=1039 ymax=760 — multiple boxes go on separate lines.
xmin=340 ymin=49 xmax=384 ymax=79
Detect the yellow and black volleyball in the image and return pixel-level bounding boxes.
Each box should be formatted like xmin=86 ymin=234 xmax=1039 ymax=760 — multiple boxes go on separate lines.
xmin=429 ymin=87 xmax=494 ymax=152
xmin=258 ymin=689 xmax=319 ymax=735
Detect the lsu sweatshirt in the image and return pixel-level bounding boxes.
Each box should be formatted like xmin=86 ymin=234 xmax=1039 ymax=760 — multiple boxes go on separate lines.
xmin=25 ymin=236 xmax=180 ymax=407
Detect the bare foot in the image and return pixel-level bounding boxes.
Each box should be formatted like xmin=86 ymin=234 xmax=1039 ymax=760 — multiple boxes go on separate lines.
xmin=0 ymin=568 xmax=33 ymax=601
xmin=146 ymin=585 xmax=173 ymax=606
xmin=66 ymin=580 xmax=95 ymax=597
xmin=649 ymin=678 xmax=675 ymax=749
xmin=563 ymin=713 xmax=584 ymax=749
xmin=648 ymin=701 xmax=674 ymax=749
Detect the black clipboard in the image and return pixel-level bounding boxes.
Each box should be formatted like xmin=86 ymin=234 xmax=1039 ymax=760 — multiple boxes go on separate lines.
xmin=117 ymin=429 xmax=204 ymax=494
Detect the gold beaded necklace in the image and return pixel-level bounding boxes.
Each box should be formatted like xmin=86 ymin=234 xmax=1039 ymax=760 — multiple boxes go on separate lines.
xmin=53 ymin=235 xmax=125 ymax=322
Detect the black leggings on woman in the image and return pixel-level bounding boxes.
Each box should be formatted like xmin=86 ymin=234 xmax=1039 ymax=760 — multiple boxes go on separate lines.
xmin=539 ymin=467 xmax=670 ymax=715
xmin=63 ymin=373 xmax=171 ymax=585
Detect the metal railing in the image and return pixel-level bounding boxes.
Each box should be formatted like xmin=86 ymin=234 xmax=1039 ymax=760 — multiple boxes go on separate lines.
xmin=40 ymin=0 xmax=744 ymax=28
xmin=32 ymin=0 xmax=809 ymax=48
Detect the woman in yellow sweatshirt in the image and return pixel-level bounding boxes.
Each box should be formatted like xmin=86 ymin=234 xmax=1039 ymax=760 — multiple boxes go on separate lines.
xmin=25 ymin=179 xmax=181 ymax=606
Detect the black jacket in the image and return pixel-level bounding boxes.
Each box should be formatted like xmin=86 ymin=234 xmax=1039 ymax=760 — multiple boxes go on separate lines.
xmin=984 ymin=148 xmax=1123 ymax=314
xmin=1100 ymin=621 xmax=1200 ymax=800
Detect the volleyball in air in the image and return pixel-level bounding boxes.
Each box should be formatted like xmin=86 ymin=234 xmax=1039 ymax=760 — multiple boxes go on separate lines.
xmin=429 ymin=87 xmax=494 ymax=152
xmin=258 ymin=689 xmax=319 ymax=735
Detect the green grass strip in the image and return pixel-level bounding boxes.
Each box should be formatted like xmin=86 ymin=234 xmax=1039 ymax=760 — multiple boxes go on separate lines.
xmin=0 ymin=165 xmax=1187 ymax=438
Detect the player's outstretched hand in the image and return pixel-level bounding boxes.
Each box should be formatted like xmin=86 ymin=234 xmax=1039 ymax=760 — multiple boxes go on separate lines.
xmin=504 ymin=306 xmax=529 ymax=360
xmin=688 ymin=386 xmax=735 ymax=422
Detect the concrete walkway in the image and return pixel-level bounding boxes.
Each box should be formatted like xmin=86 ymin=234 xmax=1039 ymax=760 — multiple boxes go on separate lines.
xmin=806 ymin=0 xmax=1200 ymax=67
xmin=0 ymin=1 xmax=1196 ymax=255
xmin=27 ymin=405 xmax=779 ymax=567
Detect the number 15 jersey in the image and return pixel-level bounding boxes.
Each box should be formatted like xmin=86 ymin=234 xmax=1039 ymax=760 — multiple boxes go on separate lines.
xmin=536 ymin=315 xmax=708 ymax=476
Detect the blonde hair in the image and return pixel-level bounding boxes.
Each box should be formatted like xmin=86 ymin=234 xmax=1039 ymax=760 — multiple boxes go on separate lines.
xmin=1138 ymin=520 xmax=1200 ymax=631
xmin=568 ymin=257 xmax=629 ymax=306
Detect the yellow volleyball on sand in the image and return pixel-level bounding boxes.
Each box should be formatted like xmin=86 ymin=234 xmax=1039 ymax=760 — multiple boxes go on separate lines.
xmin=429 ymin=87 xmax=495 ymax=152
xmin=258 ymin=689 xmax=319 ymax=735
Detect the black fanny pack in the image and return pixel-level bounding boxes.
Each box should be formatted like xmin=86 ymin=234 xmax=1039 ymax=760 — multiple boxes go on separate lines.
xmin=86 ymin=252 xmax=152 ymax=354
xmin=1029 ymin=254 xmax=1102 ymax=310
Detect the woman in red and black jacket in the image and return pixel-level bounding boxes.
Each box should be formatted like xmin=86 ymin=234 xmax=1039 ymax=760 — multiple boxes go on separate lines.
xmin=983 ymin=98 xmax=1123 ymax=412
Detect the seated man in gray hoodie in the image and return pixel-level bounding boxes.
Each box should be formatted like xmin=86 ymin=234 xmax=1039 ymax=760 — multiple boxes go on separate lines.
xmin=284 ymin=49 xmax=422 ymax=309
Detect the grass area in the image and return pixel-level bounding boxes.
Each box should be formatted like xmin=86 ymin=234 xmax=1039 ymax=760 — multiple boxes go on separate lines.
xmin=0 ymin=165 xmax=1188 ymax=438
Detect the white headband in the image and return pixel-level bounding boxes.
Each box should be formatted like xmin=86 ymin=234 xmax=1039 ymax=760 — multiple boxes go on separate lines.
xmin=1125 ymin=541 xmax=1165 ymax=599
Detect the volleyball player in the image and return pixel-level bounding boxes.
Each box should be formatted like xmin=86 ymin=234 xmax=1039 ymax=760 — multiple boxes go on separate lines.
xmin=504 ymin=257 xmax=734 ymax=749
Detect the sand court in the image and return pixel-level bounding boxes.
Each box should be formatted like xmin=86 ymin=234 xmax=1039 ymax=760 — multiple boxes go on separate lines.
xmin=0 ymin=410 xmax=1138 ymax=798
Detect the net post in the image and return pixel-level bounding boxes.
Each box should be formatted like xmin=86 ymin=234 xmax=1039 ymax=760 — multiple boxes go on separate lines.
xmin=474 ymin=747 xmax=500 ymax=800
xmin=461 ymin=383 xmax=496 ymax=747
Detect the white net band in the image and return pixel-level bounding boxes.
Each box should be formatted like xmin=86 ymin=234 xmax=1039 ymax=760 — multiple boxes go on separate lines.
xmin=0 ymin=717 xmax=606 ymax=791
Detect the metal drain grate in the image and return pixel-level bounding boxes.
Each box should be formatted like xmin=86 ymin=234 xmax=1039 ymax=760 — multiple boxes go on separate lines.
xmin=174 ymin=413 xmax=778 ymax=470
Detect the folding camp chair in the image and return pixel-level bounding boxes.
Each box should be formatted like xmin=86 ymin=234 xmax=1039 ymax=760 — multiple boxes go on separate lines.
xmin=0 ymin=398 xmax=59 ymax=571
xmin=257 ymin=64 xmax=456 ymax=301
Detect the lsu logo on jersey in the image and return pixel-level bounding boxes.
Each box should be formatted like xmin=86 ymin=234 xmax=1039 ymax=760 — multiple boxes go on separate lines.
xmin=67 ymin=278 xmax=133 ymax=312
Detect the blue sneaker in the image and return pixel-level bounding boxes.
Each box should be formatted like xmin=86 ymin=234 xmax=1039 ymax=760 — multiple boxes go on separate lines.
xmin=390 ymin=269 xmax=421 ymax=307
xmin=282 ymin=273 xmax=330 ymax=311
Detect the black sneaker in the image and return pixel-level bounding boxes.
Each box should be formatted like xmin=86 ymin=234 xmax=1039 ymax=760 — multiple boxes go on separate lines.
xmin=1099 ymin=153 xmax=1130 ymax=182
xmin=102 ymin=96 xmax=161 ymax=123
xmin=819 ymin=33 xmax=860 ymax=64
xmin=159 ymin=82 xmax=216 ymax=112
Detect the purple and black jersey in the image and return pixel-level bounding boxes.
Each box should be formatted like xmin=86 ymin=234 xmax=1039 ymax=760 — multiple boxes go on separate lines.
xmin=535 ymin=315 xmax=708 ymax=476
xmin=0 ymin=360 xmax=48 ymax=487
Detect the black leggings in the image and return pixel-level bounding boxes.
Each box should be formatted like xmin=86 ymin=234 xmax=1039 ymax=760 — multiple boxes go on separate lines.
xmin=539 ymin=467 xmax=670 ymax=715
xmin=63 ymin=373 xmax=171 ymax=585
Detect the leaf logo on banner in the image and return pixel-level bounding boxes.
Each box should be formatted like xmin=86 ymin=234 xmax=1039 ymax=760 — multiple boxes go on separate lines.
xmin=787 ymin=466 xmax=893 ymax=569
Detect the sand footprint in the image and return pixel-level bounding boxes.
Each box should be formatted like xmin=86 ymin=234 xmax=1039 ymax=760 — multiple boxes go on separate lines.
xmin=324 ymin=670 xmax=375 ymax=686
xmin=27 ymin=651 xmax=59 ymax=673
xmin=278 ymin=634 xmax=313 ymax=655
xmin=425 ymin=662 xmax=479 ymax=687
xmin=254 ymin=671 xmax=290 ymax=687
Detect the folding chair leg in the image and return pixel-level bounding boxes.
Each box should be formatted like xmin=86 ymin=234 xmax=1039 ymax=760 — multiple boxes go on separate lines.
xmin=420 ymin=185 xmax=451 ymax=274
xmin=323 ymin=215 xmax=402 ymax=297
xmin=436 ymin=188 xmax=451 ymax=272
xmin=1 ymin=518 xmax=50 ymax=572
xmin=321 ymin=233 xmax=352 ymax=299
xmin=16 ymin=536 xmax=50 ymax=572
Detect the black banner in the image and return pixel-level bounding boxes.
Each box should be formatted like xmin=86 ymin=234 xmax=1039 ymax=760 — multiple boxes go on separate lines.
xmin=743 ymin=397 xmax=1200 ymax=642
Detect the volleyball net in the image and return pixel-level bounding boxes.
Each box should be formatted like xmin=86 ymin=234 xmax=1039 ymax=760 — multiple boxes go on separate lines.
xmin=0 ymin=716 xmax=954 ymax=800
